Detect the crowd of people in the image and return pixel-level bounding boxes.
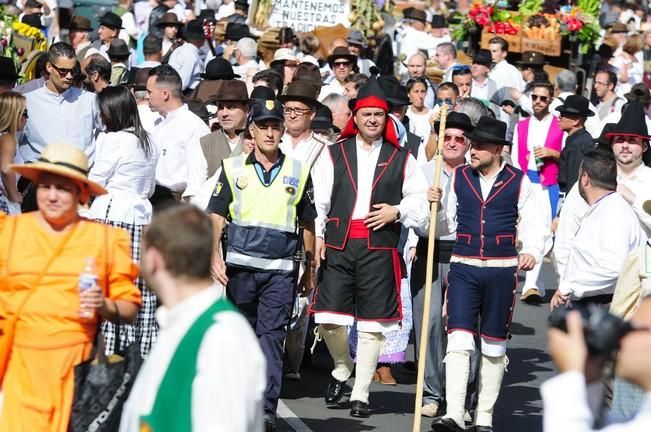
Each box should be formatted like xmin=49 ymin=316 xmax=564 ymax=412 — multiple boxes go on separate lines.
xmin=1 ymin=0 xmax=651 ymax=431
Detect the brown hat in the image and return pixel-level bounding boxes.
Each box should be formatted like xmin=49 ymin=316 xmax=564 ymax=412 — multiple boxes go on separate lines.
xmin=625 ymin=83 xmax=651 ymax=105
xmin=130 ymin=67 xmax=152 ymax=91
xmin=277 ymin=80 xmax=318 ymax=106
xmin=292 ymin=62 xmax=323 ymax=92
xmin=403 ymin=7 xmax=427 ymax=23
xmin=10 ymin=143 xmax=107 ymax=196
xmin=155 ymin=12 xmax=183 ymax=28
xmin=609 ymin=22 xmax=628 ymax=33
xmin=517 ymin=51 xmax=545 ymax=67
xmin=69 ymin=15 xmax=93 ymax=32
xmin=210 ymin=80 xmax=250 ymax=102
xmin=327 ymin=46 xmax=357 ymax=66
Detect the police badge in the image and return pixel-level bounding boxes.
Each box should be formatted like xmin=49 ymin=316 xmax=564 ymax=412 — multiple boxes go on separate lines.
xmin=236 ymin=176 xmax=248 ymax=189
xmin=266 ymin=100 xmax=275 ymax=111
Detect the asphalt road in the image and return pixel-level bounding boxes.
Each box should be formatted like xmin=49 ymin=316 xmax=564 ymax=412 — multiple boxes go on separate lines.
xmin=276 ymin=261 xmax=559 ymax=432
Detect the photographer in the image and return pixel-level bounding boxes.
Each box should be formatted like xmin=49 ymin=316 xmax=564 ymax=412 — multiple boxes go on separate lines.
xmin=543 ymin=300 xmax=651 ymax=431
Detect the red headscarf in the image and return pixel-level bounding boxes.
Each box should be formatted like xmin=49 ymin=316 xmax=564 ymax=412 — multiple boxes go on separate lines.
xmin=337 ymin=95 xmax=400 ymax=147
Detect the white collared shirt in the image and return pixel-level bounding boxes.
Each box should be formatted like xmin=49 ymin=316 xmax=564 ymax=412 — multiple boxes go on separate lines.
xmin=406 ymin=107 xmax=432 ymax=144
xmin=489 ymin=60 xmax=525 ymax=92
xmin=558 ymin=192 xmax=646 ymax=298
xmin=137 ymin=104 xmax=162 ymax=135
xmin=471 ymin=77 xmax=491 ymax=102
xmin=20 ymin=83 xmax=100 ymax=163
xmin=434 ymin=162 xmax=549 ymax=262
xmin=315 ymin=136 xmax=429 ymax=237
xmin=89 ymin=131 xmax=159 ymax=225
xmin=318 ymin=79 xmax=345 ymax=101
xmin=153 ymin=104 xmax=210 ymax=192
xmin=399 ymin=26 xmax=439 ymax=60
xmin=280 ymin=132 xmax=328 ymax=173
xmin=511 ymin=113 xmax=554 ymax=172
xmin=119 ymin=286 xmax=266 ymax=432
xmin=168 ymin=43 xmax=203 ymax=90
xmin=542 ymin=371 xmax=651 ymax=432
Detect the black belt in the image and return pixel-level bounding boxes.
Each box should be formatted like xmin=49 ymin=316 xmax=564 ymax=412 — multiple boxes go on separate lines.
xmin=575 ymin=294 xmax=613 ymax=306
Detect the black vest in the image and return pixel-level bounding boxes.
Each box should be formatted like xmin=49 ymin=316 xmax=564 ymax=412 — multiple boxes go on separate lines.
xmin=325 ymin=137 xmax=410 ymax=250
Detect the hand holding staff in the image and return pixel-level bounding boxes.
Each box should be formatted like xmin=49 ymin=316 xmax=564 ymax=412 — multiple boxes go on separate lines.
xmin=412 ymin=103 xmax=448 ymax=431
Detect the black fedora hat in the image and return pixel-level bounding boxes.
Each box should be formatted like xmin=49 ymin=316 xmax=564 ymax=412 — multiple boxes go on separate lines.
xmin=473 ymin=49 xmax=492 ymax=66
xmin=155 ymin=12 xmax=183 ymax=28
xmin=555 ymin=95 xmax=595 ymax=118
xmin=605 ymin=100 xmax=651 ymax=141
xmin=249 ymin=85 xmax=276 ymax=102
xmin=431 ymin=15 xmax=447 ymax=29
xmin=377 ymin=76 xmax=410 ymax=107
xmin=278 ymin=80 xmax=318 ymax=106
xmin=326 ymin=46 xmax=357 ymax=66
xmin=130 ymin=67 xmax=152 ymax=91
xmin=0 ymin=57 xmax=20 ymax=81
xmin=225 ymin=23 xmax=256 ymax=41
xmin=434 ymin=112 xmax=474 ymax=134
xmin=106 ymin=39 xmax=130 ymax=58
xmin=311 ymin=102 xmax=340 ymax=133
xmin=211 ymin=80 xmax=250 ymax=103
xmin=198 ymin=9 xmax=216 ymax=23
xmin=99 ymin=12 xmax=123 ymax=30
xmin=465 ymin=116 xmax=511 ymax=145
xmin=403 ymin=7 xmax=427 ymax=23
xmin=201 ymin=57 xmax=240 ymax=80
xmin=69 ymin=15 xmax=93 ymax=32
xmin=595 ymin=123 xmax=617 ymax=148
xmin=184 ymin=19 xmax=205 ymax=41
xmin=517 ymin=51 xmax=545 ymax=67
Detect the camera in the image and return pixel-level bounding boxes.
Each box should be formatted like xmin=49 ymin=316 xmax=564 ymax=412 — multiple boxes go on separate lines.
xmin=549 ymin=304 xmax=633 ymax=356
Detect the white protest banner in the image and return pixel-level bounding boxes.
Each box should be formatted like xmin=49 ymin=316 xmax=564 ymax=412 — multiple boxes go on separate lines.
xmin=262 ymin=0 xmax=350 ymax=32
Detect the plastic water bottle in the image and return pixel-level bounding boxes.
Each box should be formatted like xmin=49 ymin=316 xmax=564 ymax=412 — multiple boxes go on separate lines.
xmin=79 ymin=257 xmax=97 ymax=319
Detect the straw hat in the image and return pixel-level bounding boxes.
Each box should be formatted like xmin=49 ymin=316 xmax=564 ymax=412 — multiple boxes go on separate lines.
xmin=10 ymin=143 xmax=107 ymax=196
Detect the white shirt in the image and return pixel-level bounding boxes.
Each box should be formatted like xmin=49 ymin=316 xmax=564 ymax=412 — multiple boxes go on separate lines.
xmin=233 ymin=59 xmax=262 ymax=85
xmin=511 ymin=113 xmax=554 ymax=172
xmin=542 ymin=371 xmax=651 ymax=432
xmin=596 ymin=94 xmax=626 ymax=121
xmin=595 ymin=109 xmax=651 ymax=140
xmin=558 ymin=192 xmax=646 ymax=298
xmin=168 ymin=43 xmax=203 ymax=90
xmin=550 ymin=92 xmax=601 ymax=138
xmin=489 ymin=60 xmax=525 ymax=92
xmin=216 ymin=2 xmax=235 ymax=19
xmin=20 ymin=84 xmax=100 ymax=163
xmin=119 ymin=286 xmax=266 ymax=432
xmin=318 ymin=79 xmax=345 ymax=101
xmin=139 ymin=60 xmax=162 ymax=68
xmin=406 ymin=107 xmax=432 ymax=144
xmin=399 ymin=26 xmax=439 ymax=61
xmin=280 ymin=132 xmax=328 ymax=173
xmin=471 ymin=77 xmax=491 ymax=102
xmin=153 ymin=104 xmax=210 ymax=192
xmin=119 ymin=11 xmax=142 ymax=42
xmin=89 ymin=131 xmax=158 ymax=225
xmin=315 ymin=136 xmax=429 ymax=238
xmin=435 ymin=162 xmax=549 ymax=262
xmin=75 ymin=40 xmax=101 ymax=59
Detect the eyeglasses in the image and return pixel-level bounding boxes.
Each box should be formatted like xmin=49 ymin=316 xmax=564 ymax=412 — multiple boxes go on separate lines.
xmin=49 ymin=62 xmax=74 ymax=77
xmin=436 ymin=98 xmax=454 ymax=107
xmin=531 ymin=94 xmax=550 ymax=102
xmin=283 ymin=106 xmax=311 ymax=116
xmin=333 ymin=61 xmax=351 ymax=68
xmin=594 ymin=81 xmax=610 ymax=86
xmin=444 ymin=134 xmax=466 ymax=144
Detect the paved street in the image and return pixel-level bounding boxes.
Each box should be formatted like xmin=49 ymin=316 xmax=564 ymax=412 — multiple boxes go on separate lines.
xmin=276 ymin=262 xmax=559 ymax=432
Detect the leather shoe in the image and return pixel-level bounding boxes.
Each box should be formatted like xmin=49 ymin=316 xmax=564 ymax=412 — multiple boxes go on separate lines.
xmin=350 ymin=400 xmax=370 ymax=418
xmin=474 ymin=426 xmax=493 ymax=432
xmin=324 ymin=376 xmax=346 ymax=405
xmin=521 ymin=287 xmax=543 ymax=304
xmin=431 ymin=416 xmax=465 ymax=432
xmin=373 ymin=365 xmax=397 ymax=385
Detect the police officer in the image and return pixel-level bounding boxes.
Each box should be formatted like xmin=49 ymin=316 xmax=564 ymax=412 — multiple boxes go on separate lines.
xmin=207 ymin=98 xmax=317 ymax=432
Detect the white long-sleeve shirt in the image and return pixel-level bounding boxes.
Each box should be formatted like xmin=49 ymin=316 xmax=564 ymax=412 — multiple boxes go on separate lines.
xmin=119 ymin=286 xmax=266 ymax=432
xmin=315 ymin=136 xmax=429 ymax=238
xmin=89 ymin=131 xmax=158 ymax=225
xmin=542 ymin=371 xmax=651 ymax=432
xmin=489 ymin=60 xmax=525 ymax=92
xmin=152 ymin=104 xmax=210 ymax=193
xmin=558 ymin=192 xmax=646 ymax=299
xmin=433 ymin=162 xmax=549 ymax=263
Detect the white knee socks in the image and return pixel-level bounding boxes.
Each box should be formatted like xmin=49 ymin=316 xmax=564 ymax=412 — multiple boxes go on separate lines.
xmin=350 ymin=331 xmax=383 ymax=404
xmin=475 ymin=354 xmax=507 ymax=427
xmin=442 ymin=350 xmax=470 ymax=428
xmin=319 ymin=325 xmax=353 ymax=382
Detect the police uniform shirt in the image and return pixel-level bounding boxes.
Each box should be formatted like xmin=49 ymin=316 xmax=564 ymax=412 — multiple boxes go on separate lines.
xmin=207 ymin=151 xmax=317 ymax=223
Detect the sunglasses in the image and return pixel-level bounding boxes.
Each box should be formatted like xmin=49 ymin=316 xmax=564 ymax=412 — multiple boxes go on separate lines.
xmin=531 ymin=94 xmax=550 ymax=102
xmin=49 ymin=62 xmax=74 ymax=77
xmin=444 ymin=134 xmax=466 ymax=144
xmin=333 ymin=61 xmax=351 ymax=68
xmin=436 ymin=98 xmax=454 ymax=107
xmin=452 ymin=65 xmax=471 ymax=72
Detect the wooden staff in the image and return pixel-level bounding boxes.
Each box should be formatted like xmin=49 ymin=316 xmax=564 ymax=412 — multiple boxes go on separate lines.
xmin=412 ymin=103 xmax=448 ymax=432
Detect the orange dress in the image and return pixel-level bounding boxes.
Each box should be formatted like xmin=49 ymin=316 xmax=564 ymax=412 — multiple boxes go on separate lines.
xmin=0 ymin=212 xmax=141 ymax=432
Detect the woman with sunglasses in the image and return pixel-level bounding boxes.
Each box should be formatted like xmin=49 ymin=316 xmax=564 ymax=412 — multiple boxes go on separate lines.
xmin=88 ymin=85 xmax=159 ymax=357
xmin=0 ymin=92 xmax=28 ymax=215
